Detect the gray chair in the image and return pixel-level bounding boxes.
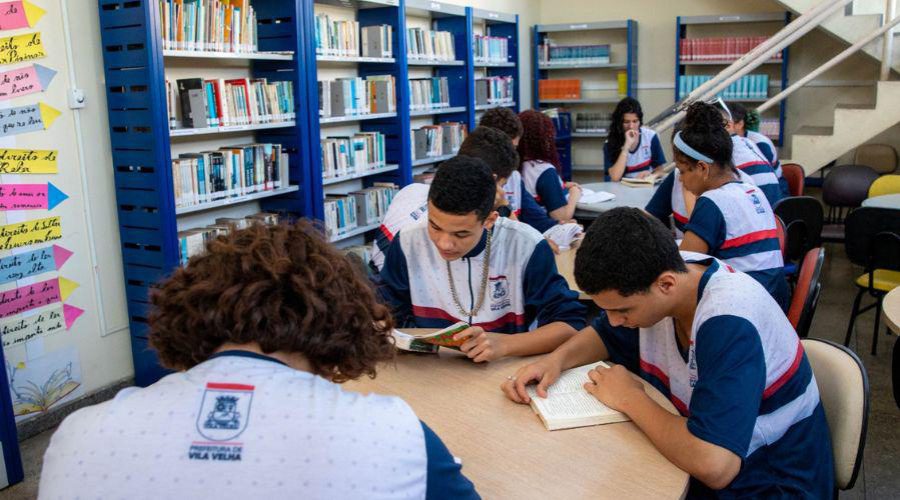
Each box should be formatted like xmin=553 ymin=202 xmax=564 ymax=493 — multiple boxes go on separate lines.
xmin=821 ymin=165 xmax=880 ymax=242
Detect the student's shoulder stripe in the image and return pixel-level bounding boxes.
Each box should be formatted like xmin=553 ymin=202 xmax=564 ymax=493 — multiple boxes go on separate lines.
xmin=721 ymin=229 xmax=778 ymax=249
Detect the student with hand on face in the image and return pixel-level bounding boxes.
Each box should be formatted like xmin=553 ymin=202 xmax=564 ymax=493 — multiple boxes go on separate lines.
xmin=379 ymin=155 xmax=585 ymax=363
xmin=726 ymin=101 xmax=789 ymax=198
xmin=518 ymin=110 xmax=582 ymax=222
xmin=40 ymin=222 xmax=479 ymax=499
xmin=604 ymin=97 xmax=667 ymax=182
xmin=502 ymin=208 xmax=834 ymax=498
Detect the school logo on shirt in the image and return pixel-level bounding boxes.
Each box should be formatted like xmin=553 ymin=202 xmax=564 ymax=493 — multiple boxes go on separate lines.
xmin=489 ymin=276 xmax=511 ymax=311
xmin=747 ymin=190 xmax=766 ymax=214
xmin=188 ymin=382 xmax=254 ymax=462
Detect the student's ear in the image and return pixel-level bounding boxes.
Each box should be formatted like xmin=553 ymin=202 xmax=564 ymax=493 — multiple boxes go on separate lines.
xmin=656 ymin=272 xmax=678 ymax=295
xmin=697 ymin=160 xmax=712 ymax=181
xmin=483 ymin=211 xmax=500 ymax=230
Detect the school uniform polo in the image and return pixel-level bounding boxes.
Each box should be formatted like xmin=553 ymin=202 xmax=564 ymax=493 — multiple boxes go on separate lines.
xmin=603 ymin=126 xmax=667 ymax=179
xmin=685 ymin=181 xmax=789 ymax=310
xmin=731 ymin=135 xmax=782 ymax=207
xmin=521 ymin=160 xmax=567 ymax=212
xmin=592 ymin=253 xmax=834 ymax=498
xmin=502 ymin=171 xmax=558 ymax=234
xmin=39 ymin=351 xmax=478 ymax=499
xmin=746 ymin=130 xmax=789 ymax=198
xmin=379 ymin=216 xmax=585 ymax=333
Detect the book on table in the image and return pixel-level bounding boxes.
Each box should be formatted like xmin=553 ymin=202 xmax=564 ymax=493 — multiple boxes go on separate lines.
xmin=391 ymin=322 xmax=470 ymax=352
xmin=621 ymin=173 xmax=663 ymax=187
xmin=527 ymin=361 xmax=630 ymax=431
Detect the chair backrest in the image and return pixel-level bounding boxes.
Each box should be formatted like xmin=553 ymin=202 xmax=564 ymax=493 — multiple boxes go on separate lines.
xmin=773 ymin=196 xmax=824 ymax=248
xmin=801 ymin=338 xmax=869 ymax=490
xmin=783 ymin=219 xmax=812 ymax=262
xmin=775 ymin=215 xmax=787 ymax=259
xmin=787 ymin=247 xmax=824 ymax=336
xmin=853 ymin=143 xmax=898 ymax=175
xmin=822 ymin=165 xmax=880 ymax=208
xmin=781 ymin=163 xmax=805 ymax=196
xmin=868 ymin=174 xmax=900 ymax=198
xmin=844 ymin=207 xmax=900 ymax=270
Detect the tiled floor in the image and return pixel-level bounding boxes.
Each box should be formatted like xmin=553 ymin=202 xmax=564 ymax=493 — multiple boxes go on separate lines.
xmin=1 ymin=243 xmax=898 ymax=499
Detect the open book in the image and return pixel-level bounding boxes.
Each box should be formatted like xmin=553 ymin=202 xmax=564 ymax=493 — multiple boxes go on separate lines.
xmin=526 ymin=361 xmax=630 ymax=431
xmin=621 ymin=172 xmax=663 ymax=187
xmin=543 ymin=222 xmax=583 ymax=251
xmin=392 ymin=322 xmax=470 ymax=352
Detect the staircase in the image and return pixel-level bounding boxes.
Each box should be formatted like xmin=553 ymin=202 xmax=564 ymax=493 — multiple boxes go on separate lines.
xmin=774 ymin=0 xmax=900 ymax=174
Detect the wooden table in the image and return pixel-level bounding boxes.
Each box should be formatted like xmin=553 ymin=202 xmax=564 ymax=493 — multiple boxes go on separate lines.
xmin=885 ymin=287 xmax=900 ymax=335
xmin=347 ymin=349 xmax=690 ymax=499
xmin=555 ymin=247 xmax=588 ymax=300
xmin=574 ymin=181 xmax=658 ymax=220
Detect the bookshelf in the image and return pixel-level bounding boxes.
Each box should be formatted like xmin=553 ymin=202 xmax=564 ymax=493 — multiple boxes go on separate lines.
xmin=470 ymin=7 xmax=520 ymax=126
xmin=533 ymin=20 xmax=638 ymax=180
xmin=98 ymin=0 xmax=311 ymax=385
xmin=675 ymin=12 xmax=791 ymax=146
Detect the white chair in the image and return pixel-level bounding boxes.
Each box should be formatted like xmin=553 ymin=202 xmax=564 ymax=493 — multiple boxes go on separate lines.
xmin=802 ymin=338 xmax=869 ymax=493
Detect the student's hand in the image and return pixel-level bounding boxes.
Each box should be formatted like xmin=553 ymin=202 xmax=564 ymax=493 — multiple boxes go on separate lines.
xmin=563 ymin=181 xmax=580 ymax=189
xmin=454 ymin=327 xmax=507 ymax=363
xmin=500 ymin=356 xmax=563 ymax=404
xmin=636 ymin=171 xmax=651 ymax=179
xmin=583 ymin=364 xmax=645 ymax=413
xmin=545 ymin=237 xmax=560 ymax=254
xmin=567 ymin=184 xmax=582 ymax=202
xmin=624 ymin=129 xmax=639 ymax=149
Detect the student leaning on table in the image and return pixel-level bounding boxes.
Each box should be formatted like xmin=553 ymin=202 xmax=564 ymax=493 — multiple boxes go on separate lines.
xmin=380 ymin=155 xmax=586 ymax=362
xmin=38 ymin=222 xmax=479 ymax=500
xmin=502 ymin=208 xmax=834 ymax=498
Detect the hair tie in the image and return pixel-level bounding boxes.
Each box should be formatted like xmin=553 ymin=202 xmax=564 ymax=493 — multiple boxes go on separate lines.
xmin=674 ymin=131 xmax=714 ymax=164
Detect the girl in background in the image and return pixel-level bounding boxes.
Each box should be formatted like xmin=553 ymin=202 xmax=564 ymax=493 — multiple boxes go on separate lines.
xmin=604 ymin=97 xmax=667 ymax=181
xmin=518 ymin=110 xmax=582 ymax=221
xmin=727 ymin=102 xmax=789 ymax=198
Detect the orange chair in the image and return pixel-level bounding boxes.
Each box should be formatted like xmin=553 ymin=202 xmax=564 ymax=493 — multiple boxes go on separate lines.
xmin=787 ymin=247 xmax=825 ymax=338
xmin=782 ymin=163 xmax=805 ymax=197
xmin=775 ymin=215 xmax=787 ymax=260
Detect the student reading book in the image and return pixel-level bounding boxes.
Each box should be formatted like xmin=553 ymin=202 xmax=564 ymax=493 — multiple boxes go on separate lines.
xmin=501 ymin=208 xmax=833 ymax=497
xmin=603 ymin=97 xmax=667 ymax=182
xmin=518 ymin=110 xmax=582 ymax=221
xmin=380 ymin=156 xmax=586 ymax=363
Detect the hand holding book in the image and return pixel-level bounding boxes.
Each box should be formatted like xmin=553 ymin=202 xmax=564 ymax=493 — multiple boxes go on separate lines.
xmin=582 ymin=362 xmax=646 ymax=414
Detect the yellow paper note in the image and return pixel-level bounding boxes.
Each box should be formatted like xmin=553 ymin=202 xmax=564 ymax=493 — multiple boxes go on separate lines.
xmin=23 ymin=1 xmax=46 ymax=27
xmin=0 ymin=148 xmax=57 ymax=174
xmin=0 ymin=216 xmax=61 ymax=251
xmin=0 ymin=31 xmax=45 ymax=65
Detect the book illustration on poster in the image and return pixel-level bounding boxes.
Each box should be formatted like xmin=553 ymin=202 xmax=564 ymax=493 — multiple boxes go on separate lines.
xmin=0 ymin=102 xmax=61 ymax=137
xmin=0 ymin=216 xmax=61 ymax=251
xmin=0 ymin=148 xmax=57 ymax=174
xmin=0 ymin=64 xmax=55 ymax=101
xmin=0 ymin=244 xmax=71 ymax=284
xmin=0 ymin=31 xmax=45 ymax=65
xmin=0 ymin=276 xmax=78 ymax=319
xmin=0 ymin=0 xmax=45 ymax=31
xmin=0 ymin=181 xmax=67 ymax=210
xmin=527 ymin=361 xmax=630 ymax=431
xmin=1 ymin=303 xmax=83 ymax=348
xmin=5 ymin=346 xmax=82 ymax=418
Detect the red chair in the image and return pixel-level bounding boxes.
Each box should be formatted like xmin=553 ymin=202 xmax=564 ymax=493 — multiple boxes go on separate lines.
xmin=775 ymin=215 xmax=787 ymax=260
xmin=782 ymin=163 xmax=805 ymax=197
xmin=788 ymin=247 xmax=825 ymax=338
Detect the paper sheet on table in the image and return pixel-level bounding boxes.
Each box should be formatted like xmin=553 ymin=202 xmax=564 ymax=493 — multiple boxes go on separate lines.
xmin=579 ymin=189 xmax=616 ymax=204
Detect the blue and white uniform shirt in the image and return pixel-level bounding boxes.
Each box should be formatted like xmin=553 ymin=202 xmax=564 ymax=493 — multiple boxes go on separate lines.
xmin=603 ymin=126 xmax=667 ymax=178
xmin=746 ymin=130 xmax=789 ymax=198
xmin=521 ymin=160 xmax=567 ymax=212
xmin=501 ymin=171 xmax=524 ymax=216
xmin=371 ymin=183 xmax=430 ymax=271
xmin=732 ymin=135 xmax=782 ymax=206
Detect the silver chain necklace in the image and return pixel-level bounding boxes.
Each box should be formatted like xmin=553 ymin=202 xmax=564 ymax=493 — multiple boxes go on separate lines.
xmin=446 ymin=229 xmax=493 ymax=318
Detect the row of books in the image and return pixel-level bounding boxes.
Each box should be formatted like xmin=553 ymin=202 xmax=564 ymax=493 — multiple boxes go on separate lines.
xmin=538 ymin=79 xmax=581 ymax=100
xmin=412 ymin=123 xmax=466 ymax=161
xmin=157 ymin=0 xmax=257 ymax=53
xmin=410 ymin=77 xmax=450 ymax=111
xmin=679 ymin=37 xmax=781 ymax=62
xmin=325 ymin=184 xmax=399 ymax=238
xmin=179 ymin=212 xmax=280 ymax=266
xmin=538 ymin=41 xmax=610 ymax=65
xmin=318 ymin=76 xmax=397 ymax=117
xmin=575 ymin=112 xmax=611 ymax=134
xmin=171 ymin=143 xmax=289 ymax=208
xmin=473 ymin=34 xmax=509 ymax=64
xmin=476 ymin=76 xmax=515 ymax=106
xmin=313 ymin=15 xmax=393 ymax=59
xmin=679 ymin=74 xmax=769 ymax=101
xmin=168 ymin=77 xmax=295 ymax=129
xmin=320 ymin=132 xmax=386 ymax=180
xmin=542 ymin=108 xmax=572 ymax=136
xmin=406 ymin=28 xmax=457 ymax=61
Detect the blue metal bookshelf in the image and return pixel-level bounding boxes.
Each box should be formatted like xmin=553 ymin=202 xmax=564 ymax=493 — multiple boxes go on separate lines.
xmin=675 ymin=12 xmax=790 ymax=147
xmin=97 ymin=0 xmax=311 ymax=386
xmin=470 ymin=7 xmax=519 ymax=128
xmin=533 ymin=20 xmax=638 ymax=180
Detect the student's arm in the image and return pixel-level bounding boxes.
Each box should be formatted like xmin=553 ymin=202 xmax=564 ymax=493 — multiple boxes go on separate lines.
xmin=584 ymin=315 xmax=765 ymax=491
xmin=378 ymin=233 xmax=413 ymax=326
xmin=607 ymin=130 xmax=639 ymax=181
xmin=649 ymin=135 xmax=668 ymax=176
xmin=759 ymin=182 xmax=783 ymax=208
xmin=420 ymin=421 xmax=480 ymax=500
xmin=755 ymin=141 xmax=776 ymax=167
xmin=679 ymin=197 xmax=725 ymax=255
xmin=644 ymin=171 xmax=675 ymax=227
xmin=536 ymin=169 xmax=577 ymax=221
xmin=518 ymin=186 xmax=558 ymax=234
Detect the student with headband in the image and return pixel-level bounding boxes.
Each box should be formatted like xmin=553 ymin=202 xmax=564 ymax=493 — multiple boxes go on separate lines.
xmin=674 ymin=102 xmax=789 ymax=310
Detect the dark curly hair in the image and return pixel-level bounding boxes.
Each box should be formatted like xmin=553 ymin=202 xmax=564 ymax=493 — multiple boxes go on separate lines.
xmin=673 ymin=102 xmax=733 ymax=170
xmin=458 ymin=126 xmax=519 ymax=180
xmin=148 ymin=221 xmax=395 ymax=382
xmin=517 ymin=109 xmax=561 ymax=172
xmin=428 ymin=155 xmax=496 ymax=221
xmin=726 ymin=101 xmax=761 ymax=132
xmin=574 ymin=207 xmax=687 ymax=296
xmin=478 ymin=107 xmax=523 ymax=141
xmin=606 ymin=97 xmax=644 ymax=159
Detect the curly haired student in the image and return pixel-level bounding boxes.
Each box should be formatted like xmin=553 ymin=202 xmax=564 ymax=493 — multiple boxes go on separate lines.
xmin=517 ymin=110 xmax=582 ymax=221
xmin=39 ymin=222 xmax=479 ymax=500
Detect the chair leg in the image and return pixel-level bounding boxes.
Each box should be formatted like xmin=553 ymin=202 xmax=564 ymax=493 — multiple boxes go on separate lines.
xmin=872 ymin=297 xmax=883 ymax=356
xmin=844 ymin=288 xmax=866 ymax=346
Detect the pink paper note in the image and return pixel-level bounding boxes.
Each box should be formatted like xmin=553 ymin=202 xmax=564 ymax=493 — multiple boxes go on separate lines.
xmin=0 ymin=277 xmax=60 ymax=318
xmin=0 ymin=183 xmax=45 ymax=210
xmin=0 ymin=1 xmax=28 ymax=31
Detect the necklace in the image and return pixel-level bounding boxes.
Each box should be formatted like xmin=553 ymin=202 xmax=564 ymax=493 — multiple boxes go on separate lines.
xmin=446 ymin=229 xmax=493 ymax=318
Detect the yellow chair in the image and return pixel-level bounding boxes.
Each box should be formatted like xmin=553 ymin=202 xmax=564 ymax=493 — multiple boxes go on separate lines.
xmin=868 ymin=174 xmax=900 ymax=198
